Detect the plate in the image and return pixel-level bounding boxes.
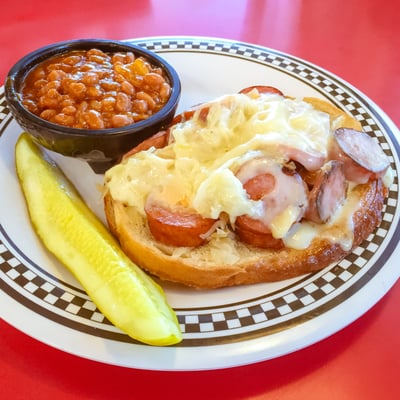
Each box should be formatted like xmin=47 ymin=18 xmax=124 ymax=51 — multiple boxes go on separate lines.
xmin=0 ymin=36 xmax=399 ymax=371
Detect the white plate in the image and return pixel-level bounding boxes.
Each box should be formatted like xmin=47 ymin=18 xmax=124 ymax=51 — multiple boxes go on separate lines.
xmin=0 ymin=36 xmax=399 ymax=371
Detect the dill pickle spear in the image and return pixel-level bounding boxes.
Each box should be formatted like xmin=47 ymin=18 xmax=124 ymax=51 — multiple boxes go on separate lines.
xmin=15 ymin=133 xmax=182 ymax=346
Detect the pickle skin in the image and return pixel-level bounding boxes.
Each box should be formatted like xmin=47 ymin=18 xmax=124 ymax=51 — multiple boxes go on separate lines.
xmin=15 ymin=133 xmax=182 ymax=346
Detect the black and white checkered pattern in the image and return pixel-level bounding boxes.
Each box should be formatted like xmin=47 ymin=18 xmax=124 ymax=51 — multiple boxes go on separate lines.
xmin=0 ymin=88 xmax=11 ymax=123
xmin=0 ymin=242 xmax=111 ymax=325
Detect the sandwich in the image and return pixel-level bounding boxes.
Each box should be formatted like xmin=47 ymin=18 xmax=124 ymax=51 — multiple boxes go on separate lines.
xmin=103 ymin=86 xmax=392 ymax=288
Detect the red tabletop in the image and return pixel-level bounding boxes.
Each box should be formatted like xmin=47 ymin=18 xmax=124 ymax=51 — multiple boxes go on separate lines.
xmin=1 ymin=1 xmax=399 ymax=399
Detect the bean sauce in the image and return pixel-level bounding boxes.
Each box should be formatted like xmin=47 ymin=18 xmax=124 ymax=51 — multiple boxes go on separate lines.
xmin=21 ymin=48 xmax=172 ymax=129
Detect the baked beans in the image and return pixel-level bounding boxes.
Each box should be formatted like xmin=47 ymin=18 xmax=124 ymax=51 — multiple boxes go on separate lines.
xmin=21 ymin=48 xmax=172 ymax=129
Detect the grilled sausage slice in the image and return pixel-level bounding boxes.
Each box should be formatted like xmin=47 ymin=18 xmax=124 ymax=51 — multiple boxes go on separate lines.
xmin=144 ymin=201 xmax=218 ymax=247
xmin=234 ymin=158 xmax=308 ymax=248
xmin=329 ymin=128 xmax=389 ymax=184
xmin=304 ymin=160 xmax=347 ymax=224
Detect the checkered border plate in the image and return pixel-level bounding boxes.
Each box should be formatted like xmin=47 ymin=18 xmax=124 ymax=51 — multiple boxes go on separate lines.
xmin=0 ymin=37 xmax=399 ymax=347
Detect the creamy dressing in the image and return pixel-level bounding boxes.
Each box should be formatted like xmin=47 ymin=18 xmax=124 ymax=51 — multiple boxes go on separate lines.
xmin=283 ymin=188 xmax=361 ymax=250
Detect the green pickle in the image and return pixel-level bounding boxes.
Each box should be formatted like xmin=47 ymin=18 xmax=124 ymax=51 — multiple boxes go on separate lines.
xmin=15 ymin=133 xmax=182 ymax=346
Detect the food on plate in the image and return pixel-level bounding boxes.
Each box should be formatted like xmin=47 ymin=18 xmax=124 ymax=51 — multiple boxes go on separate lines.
xmin=21 ymin=48 xmax=172 ymax=129
xmin=103 ymin=86 xmax=392 ymax=289
xmin=15 ymin=133 xmax=182 ymax=346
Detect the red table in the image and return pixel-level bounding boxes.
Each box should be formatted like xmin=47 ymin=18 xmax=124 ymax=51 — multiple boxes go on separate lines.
xmin=1 ymin=1 xmax=399 ymax=399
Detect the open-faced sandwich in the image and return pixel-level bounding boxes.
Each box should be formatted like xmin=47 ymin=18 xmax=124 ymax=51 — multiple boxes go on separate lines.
xmin=103 ymin=86 xmax=393 ymax=289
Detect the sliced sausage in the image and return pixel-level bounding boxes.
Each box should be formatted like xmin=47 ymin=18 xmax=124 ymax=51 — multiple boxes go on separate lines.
xmin=124 ymin=103 xmax=213 ymax=160
xmin=296 ymin=163 xmax=320 ymax=188
xmin=235 ymin=161 xmax=283 ymax=248
xmin=172 ymin=105 xmax=210 ymax=125
xmin=242 ymin=173 xmax=276 ymax=200
xmin=234 ymin=158 xmax=308 ymax=247
xmin=122 ymin=129 xmax=170 ymax=159
xmin=239 ymin=85 xmax=284 ymax=96
xmin=235 ymin=215 xmax=284 ymax=249
xmin=304 ymin=160 xmax=347 ymax=224
xmin=144 ymin=201 xmax=218 ymax=247
xmin=329 ymin=128 xmax=390 ymax=184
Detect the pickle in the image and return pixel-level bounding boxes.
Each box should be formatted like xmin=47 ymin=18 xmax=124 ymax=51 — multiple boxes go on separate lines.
xmin=15 ymin=133 xmax=182 ymax=346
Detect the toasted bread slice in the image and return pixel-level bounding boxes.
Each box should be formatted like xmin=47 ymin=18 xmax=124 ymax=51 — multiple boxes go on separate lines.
xmin=103 ymin=91 xmax=390 ymax=288
xmin=104 ymin=181 xmax=385 ymax=288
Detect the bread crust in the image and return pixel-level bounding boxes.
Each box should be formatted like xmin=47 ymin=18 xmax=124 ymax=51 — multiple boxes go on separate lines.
xmin=104 ymin=95 xmax=388 ymax=289
xmin=104 ymin=179 xmax=385 ymax=288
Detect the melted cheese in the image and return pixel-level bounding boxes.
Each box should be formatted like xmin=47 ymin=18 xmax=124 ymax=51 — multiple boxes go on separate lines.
xmin=106 ymin=93 xmax=329 ymax=213
xmin=283 ymin=188 xmax=361 ymax=251
xmin=382 ymin=166 xmax=394 ymax=189
xmin=104 ymin=92 xmax=385 ymax=251
xmin=283 ymin=222 xmax=317 ymax=250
